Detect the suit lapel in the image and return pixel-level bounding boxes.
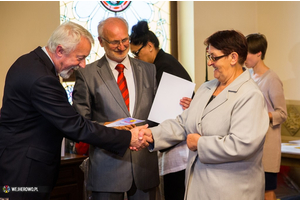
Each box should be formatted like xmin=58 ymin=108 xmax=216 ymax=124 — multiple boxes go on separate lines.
xmin=96 ymin=57 xmax=130 ymax=115
xmin=34 ymin=47 xmax=57 ymax=77
xmin=130 ymin=57 xmax=142 ymax=117
xmin=200 ymin=80 xmax=226 ymax=119
xmin=202 ymin=68 xmax=250 ymax=119
xmin=202 ymin=86 xmax=228 ymax=119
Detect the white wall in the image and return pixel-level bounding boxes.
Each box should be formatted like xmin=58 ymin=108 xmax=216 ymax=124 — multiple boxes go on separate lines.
xmin=0 ymin=1 xmax=59 ymax=107
xmin=192 ymin=1 xmax=257 ymax=88
xmin=182 ymin=1 xmax=300 ymax=101
xmin=257 ymin=2 xmax=300 ymax=100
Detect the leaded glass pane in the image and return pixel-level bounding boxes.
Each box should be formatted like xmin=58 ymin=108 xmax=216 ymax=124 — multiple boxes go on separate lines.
xmin=60 ymin=1 xmax=170 ymax=63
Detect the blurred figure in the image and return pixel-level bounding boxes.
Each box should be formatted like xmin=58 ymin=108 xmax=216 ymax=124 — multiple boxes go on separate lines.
xmin=245 ymin=33 xmax=287 ymax=200
xmin=141 ymin=30 xmax=269 ymax=199
xmin=130 ymin=20 xmax=193 ymax=200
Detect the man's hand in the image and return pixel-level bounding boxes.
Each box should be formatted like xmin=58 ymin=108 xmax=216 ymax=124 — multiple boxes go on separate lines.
xmin=180 ymin=97 xmax=192 ymax=110
xmin=187 ymin=133 xmax=201 ymax=151
xmin=129 ymin=124 xmax=150 ymax=151
xmin=138 ymin=127 xmax=153 ymax=144
xmin=114 ymin=124 xmax=136 ymax=130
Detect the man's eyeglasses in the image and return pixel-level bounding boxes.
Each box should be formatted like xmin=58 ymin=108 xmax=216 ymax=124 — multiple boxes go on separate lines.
xmin=101 ymin=37 xmax=129 ymax=47
xmin=206 ymin=54 xmax=229 ymax=62
xmin=132 ymin=44 xmax=145 ymax=57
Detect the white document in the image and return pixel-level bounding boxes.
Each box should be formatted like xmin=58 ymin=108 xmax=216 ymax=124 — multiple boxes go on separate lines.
xmin=289 ymin=140 xmax=300 ymax=144
xmin=148 ymin=72 xmax=195 ymax=123
xmin=281 ymin=143 xmax=300 ymax=154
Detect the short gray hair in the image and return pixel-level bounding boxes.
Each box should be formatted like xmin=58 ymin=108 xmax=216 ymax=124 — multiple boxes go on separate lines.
xmin=47 ymin=21 xmax=94 ymax=54
xmin=98 ymin=17 xmax=128 ymax=38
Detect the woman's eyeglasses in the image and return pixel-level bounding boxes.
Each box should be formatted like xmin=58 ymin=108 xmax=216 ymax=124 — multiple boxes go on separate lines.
xmin=206 ymin=54 xmax=229 ymax=62
xmin=132 ymin=44 xmax=146 ymax=57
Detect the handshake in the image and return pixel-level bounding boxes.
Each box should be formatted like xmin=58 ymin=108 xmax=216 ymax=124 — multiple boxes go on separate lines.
xmin=104 ymin=119 xmax=153 ymax=151
xmin=129 ymin=124 xmax=153 ymax=151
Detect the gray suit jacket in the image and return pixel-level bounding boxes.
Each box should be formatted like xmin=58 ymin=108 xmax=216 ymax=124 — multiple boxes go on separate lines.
xmin=73 ymin=56 xmax=159 ymax=192
xmin=151 ymin=68 xmax=269 ymax=200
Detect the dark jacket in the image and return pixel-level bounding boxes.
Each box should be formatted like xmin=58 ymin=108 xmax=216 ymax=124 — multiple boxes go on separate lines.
xmin=154 ymin=49 xmax=192 ymax=84
xmin=0 ymin=47 xmax=131 ymax=199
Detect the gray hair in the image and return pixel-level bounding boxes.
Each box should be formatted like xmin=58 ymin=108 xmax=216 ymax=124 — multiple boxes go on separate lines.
xmin=98 ymin=17 xmax=129 ymax=38
xmin=47 ymin=21 xmax=94 ymax=54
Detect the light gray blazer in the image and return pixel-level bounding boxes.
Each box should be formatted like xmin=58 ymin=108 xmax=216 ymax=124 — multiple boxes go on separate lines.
xmin=73 ymin=56 xmax=159 ymax=192
xmin=151 ymin=68 xmax=269 ymax=200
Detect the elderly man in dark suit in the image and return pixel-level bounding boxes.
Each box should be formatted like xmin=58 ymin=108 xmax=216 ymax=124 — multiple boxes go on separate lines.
xmin=72 ymin=17 xmax=159 ymax=200
xmin=0 ymin=21 xmax=150 ymax=200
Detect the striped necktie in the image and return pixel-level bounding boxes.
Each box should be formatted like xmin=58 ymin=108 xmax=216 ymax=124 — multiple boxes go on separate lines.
xmin=115 ymin=64 xmax=129 ymax=111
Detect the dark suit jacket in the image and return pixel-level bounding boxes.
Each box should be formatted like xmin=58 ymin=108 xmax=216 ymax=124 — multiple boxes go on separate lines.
xmin=0 ymin=47 xmax=131 ymax=200
xmin=154 ymin=49 xmax=192 ymax=84
xmin=72 ymin=56 xmax=159 ymax=192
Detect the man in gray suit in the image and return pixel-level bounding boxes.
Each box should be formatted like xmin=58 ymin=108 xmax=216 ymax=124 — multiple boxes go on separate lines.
xmin=72 ymin=17 xmax=159 ymax=200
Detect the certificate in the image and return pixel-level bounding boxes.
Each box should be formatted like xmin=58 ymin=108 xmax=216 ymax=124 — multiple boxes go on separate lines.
xmin=148 ymin=72 xmax=195 ymax=123
xmin=105 ymin=117 xmax=144 ymax=127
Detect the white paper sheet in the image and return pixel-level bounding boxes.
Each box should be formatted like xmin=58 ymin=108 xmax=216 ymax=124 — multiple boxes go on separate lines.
xmin=148 ymin=72 xmax=195 ymax=123
xmin=281 ymin=143 xmax=300 ymax=154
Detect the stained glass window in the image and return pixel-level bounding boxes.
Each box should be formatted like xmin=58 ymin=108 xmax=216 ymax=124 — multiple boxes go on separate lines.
xmin=60 ymin=1 xmax=170 ymax=63
xmin=60 ymin=1 xmax=171 ymax=104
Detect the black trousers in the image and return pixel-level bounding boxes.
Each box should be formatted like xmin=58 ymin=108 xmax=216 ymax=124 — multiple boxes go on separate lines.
xmin=163 ymin=169 xmax=185 ymax=200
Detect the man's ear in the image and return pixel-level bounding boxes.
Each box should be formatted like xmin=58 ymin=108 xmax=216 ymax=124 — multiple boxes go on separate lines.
xmin=55 ymin=45 xmax=64 ymax=57
xmin=98 ymin=37 xmax=104 ymax=47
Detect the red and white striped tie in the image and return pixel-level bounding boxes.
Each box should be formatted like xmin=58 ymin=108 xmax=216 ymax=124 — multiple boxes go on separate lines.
xmin=115 ymin=64 xmax=129 ymax=111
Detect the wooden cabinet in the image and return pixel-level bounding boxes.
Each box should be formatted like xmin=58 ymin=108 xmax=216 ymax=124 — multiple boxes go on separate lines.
xmin=50 ymin=154 xmax=87 ymax=200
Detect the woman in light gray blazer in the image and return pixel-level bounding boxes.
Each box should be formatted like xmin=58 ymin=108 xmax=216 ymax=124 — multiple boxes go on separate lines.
xmin=142 ymin=30 xmax=269 ymax=200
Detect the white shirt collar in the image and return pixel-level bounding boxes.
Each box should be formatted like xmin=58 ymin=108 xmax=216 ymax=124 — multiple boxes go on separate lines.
xmin=105 ymin=54 xmax=131 ymax=71
xmin=42 ymin=46 xmax=55 ymax=66
xmin=42 ymin=46 xmax=57 ymax=75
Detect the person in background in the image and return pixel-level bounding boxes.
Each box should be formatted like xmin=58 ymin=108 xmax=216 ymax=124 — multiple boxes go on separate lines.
xmin=140 ymin=30 xmax=269 ymax=199
xmin=245 ymin=33 xmax=287 ymax=200
xmin=130 ymin=20 xmax=193 ymax=200
xmin=72 ymin=17 xmax=159 ymax=200
xmin=0 ymin=21 xmax=149 ymax=200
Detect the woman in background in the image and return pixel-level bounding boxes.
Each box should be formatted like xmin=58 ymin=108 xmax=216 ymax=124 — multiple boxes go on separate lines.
xmin=130 ymin=21 xmax=193 ymax=200
xmin=245 ymin=33 xmax=287 ymax=200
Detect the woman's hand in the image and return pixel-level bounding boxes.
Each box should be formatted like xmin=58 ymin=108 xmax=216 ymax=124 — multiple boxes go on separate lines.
xmin=187 ymin=133 xmax=201 ymax=151
xmin=180 ymin=97 xmax=192 ymax=110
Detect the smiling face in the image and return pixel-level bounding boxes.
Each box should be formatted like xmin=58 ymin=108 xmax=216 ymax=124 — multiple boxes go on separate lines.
xmin=99 ymin=18 xmax=129 ymax=63
xmin=207 ymin=45 xmax=233 ymax=83
xmin=55 ymin=36 xmax=91 ymax=79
